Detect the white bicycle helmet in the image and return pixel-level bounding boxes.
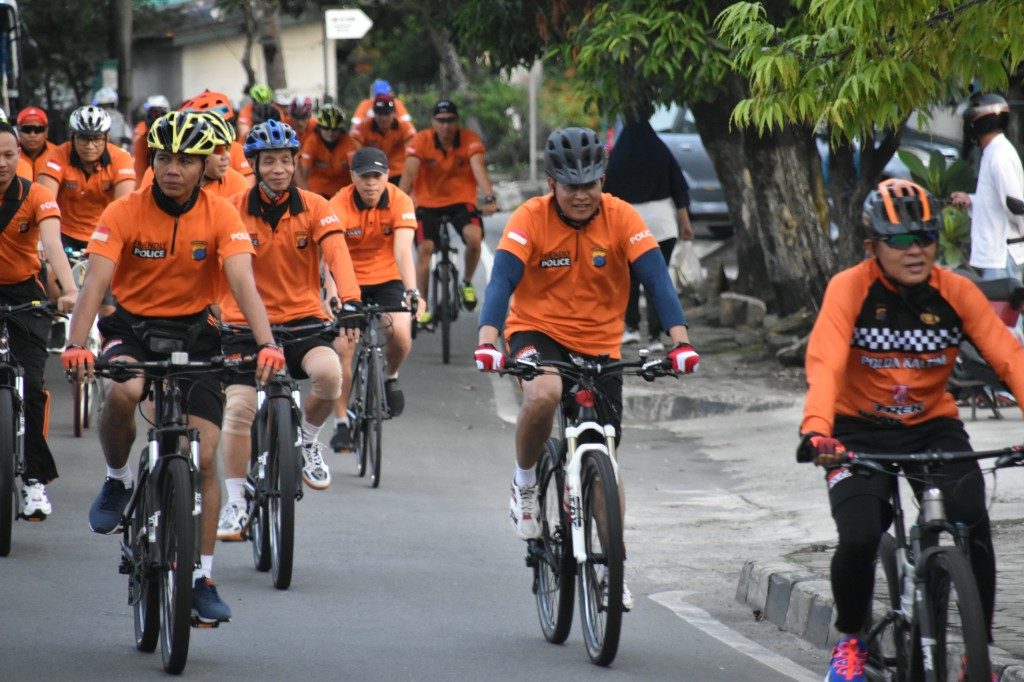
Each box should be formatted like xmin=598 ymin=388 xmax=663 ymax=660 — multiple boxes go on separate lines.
xmin=92 ymin=87 xmax=118 ymax=106
xmin=144 ymin=94 xmax=171 ymax=111
xmin=69 ymin=105 xmax=112 ymax=135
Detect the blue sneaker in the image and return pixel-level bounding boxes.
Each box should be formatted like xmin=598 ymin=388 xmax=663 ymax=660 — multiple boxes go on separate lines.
xmin=88 ymin=478 xmax=132 ymax=534
xmin=826 ymin=636 xmax=866 ymax=681
xmin=192 ymin=578 xmax=232 ymax=624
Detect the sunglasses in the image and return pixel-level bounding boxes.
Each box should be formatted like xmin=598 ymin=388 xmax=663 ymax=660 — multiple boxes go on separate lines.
xmin=19 ymin=125 xmax=45 ymax=134
xmin=433 ymin=116 xmax=457 ymax=124
xmin=878 ymin=230 xmax=939 ymax=249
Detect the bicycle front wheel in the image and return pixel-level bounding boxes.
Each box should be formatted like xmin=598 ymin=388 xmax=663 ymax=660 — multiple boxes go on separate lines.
xmin=867 ymin=532 xmax=910 ymax=680
xmin=366 ymin=353 xmax=383 ymax=489
xmin=352 ymin=353 xmax=369 ymax=478
xmin=158 ymin=457 xmax=194 ymax=674
xmin=437 ymin=263 xmax=453 ymax=364
xmin=268 ymin=398 xmax=297 ymax=590
xmin=131 ymin=481 xmax=159 ymax=653
xmin=0 ymin=388 xmax=15 ymax=556
xmin=920 ymin=547 xmax=990 ymax=681
xmin=533 ymin=437 xmax=574 ymax=643
xmin=577 ymin=450 xmax=624 ymax=666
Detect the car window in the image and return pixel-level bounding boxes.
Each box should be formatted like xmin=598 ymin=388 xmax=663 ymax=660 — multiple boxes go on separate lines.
xmin=649 ymin=105 xmax=677 ymax=133
xmin=675 ymin=108 xmax=698 ymax=134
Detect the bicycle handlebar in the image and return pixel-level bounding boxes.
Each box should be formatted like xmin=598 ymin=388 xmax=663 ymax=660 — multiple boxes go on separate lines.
xmin=0 ymin=300 xmax=57 ymax=316
xmin=92 ymin=354 xmax=253 ymax=382
xmin=844 ymin=445 xmax=1024 ymax=475
xmin=499 ymin=355 xmax=675 ymax=383
xmin=219 ymin=319 xmax=341 ymax=343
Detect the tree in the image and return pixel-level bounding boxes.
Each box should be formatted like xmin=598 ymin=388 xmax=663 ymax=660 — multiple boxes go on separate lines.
xmin=216 ymin=0 xmax=294 ymax=90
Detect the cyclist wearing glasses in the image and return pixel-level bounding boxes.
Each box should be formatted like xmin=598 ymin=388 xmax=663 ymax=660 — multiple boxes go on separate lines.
xmin=179 ymin=90 xmax=256 ymax=187
xmin=350 ymin=79 xmax=413 ymax=128
xmin=296 ymin=103 xmax=357 ymax=199
xmin=474 ymin=126 xmax=700 ymax=610
xmin=216 ymin=119 xmax=363 ymax=540
xmin=0 ymin=119 xmax=78 ymax=520
xmin=351 ymin=95 xmax=415 ymax=185
xmin=400 ymin=99 xmax=498 ymax=324
xmin=15 ymin=107 xmax=57 ymax=180
xmin=60 ymin=112 xmax=281 ymax=625
xmin=799 ymin=179 xmax=1024 ymax=682
xmin=37 ymin=105 xmax=137 ymax=253
xmin=326 ymin=147 xmax=421 ymax=451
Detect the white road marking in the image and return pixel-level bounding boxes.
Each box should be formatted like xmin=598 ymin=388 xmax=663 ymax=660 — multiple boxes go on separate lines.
xmin=650 ymin=591 xmax=821 ymax=682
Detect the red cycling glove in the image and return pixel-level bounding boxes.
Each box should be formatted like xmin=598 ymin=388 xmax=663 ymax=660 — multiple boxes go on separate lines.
xmin=796 ymin=432 xmax=846 ymax=463
xmin=61 ymin=345 xmax=95 ymax=374
xmin=667 ymin=343 xmax=700 ymax=374
xmin=257 ymin=344 xmax=286 ymax=374
xmin=474 ymin=343 xmax=505 ymax=372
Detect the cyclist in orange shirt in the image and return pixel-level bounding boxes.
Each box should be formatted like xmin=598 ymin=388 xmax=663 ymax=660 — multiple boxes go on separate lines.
xmin=37 ymin=106 xmax=137 ymax=251
xmin=351 ymin=79 xmax=413 ymax=127
xmin=0 ymin=119 xmax=78 ymax=521
xmin=474 ymin=128 xmax=699 ymax=610
xmin=352 ymin=95 xmax=415 ymax=185
xmin=235 ymin=84 xmax=284 ymax=142
xmin=179 ymin=89 xmax=256 ymax=187
xmin=296 ymin=104 xmax=356 ymax=199
xmin=16 ymin=107 xmax=57 ymax=180
xmin=216 ymin=120 xmax=363 ymax=539
xmin=60 ymin=112 xmax=280 ymax=625
xmin=285 ymin=96 xmax=317 ymax=145
xmin=400 ymin=100 xmax=498 ymax=323
xmin=131 ymin=94 xmax=170 ymax=178
xmin=326 ymin=147 xmax=422 ymax=451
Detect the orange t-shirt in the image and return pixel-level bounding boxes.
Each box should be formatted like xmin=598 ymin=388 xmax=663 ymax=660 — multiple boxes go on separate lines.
xmin=229 ymin=141 xmax=254 ymax=178
xmin=22 ymin=141 xmax=58 ymax=181
xmin=351 ymin=97 xmax=413 ymax=126
xmin=16 ymin=156 xmax=32 ymax=182
xmin=283 ymin=116 xmax=318 ymax=146
xmin=39 ymin=142 xmax=136 ymax=241
xmin=132 ymin=121 xmax=150 ymax=179
xmin=218 ymin=187 xmax=360 ymax=324
xmin=497 ymin=194 xmax=660 ymax=358
xmin=87 ymin=189 xmax=253 ymax=317
xmin=299 ymin=132 xmax=357 ymax=198
xmin=405 ymin=128 xmax=485 ymax=208
xmin=139 ymin=165 xmax=250 ymax=199
xmin=0 ymin=181 xmax=61 ymax=285
xmin=328 ymin=183 xmax=416 ymax=286
xmin=351 ymin=118 xmax=416 ymax=178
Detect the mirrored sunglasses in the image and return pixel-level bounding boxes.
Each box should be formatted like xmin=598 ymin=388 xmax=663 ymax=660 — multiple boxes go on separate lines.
xmin=880 ymin=230 xmax=939 ymax=250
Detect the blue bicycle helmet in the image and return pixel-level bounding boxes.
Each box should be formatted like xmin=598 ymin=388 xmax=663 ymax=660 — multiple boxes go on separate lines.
xmin=243 ymin=120 xmax=300 ymax=158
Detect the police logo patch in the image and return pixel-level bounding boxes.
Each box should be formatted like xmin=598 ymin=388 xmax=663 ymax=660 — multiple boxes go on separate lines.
xmin=592 ymin=247 xmax=607 ymax=267
xmin=191 ymin=240 xmax=208 ymax=261
xmin=295 ymin=232 xmax=309 ymax=249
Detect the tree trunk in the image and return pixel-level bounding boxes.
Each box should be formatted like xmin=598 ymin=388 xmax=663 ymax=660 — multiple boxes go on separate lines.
xmin=411 ymin=1 xmax=471 ymax=96
xmin=255 ymin=0 xmax=286 ymax=90
xmin=113 ymin=0 xmax=131 ymax=119
xmin=239 ymin=6 xmax=258 ymax=93
xmin=690 ymin=75 xmax=835 ymax=315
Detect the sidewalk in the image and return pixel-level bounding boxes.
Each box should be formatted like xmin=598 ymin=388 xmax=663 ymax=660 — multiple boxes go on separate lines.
xmin=621 ymin=309 xmax=1024 ymax=680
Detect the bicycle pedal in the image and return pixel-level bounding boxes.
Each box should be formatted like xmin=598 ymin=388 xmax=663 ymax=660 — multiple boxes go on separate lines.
xmin=190 ymin=616 xmax=221 ymax=629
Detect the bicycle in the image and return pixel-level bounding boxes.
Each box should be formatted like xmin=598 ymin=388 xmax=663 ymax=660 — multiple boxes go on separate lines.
xmin=220 ymin=319 xmax=341 ymax=590
xmin=851 ymin=446 xmax=1024 ymax=682
xmin=0 ymin=300 xmax=55 ymax=557
xmin=422 ymin=213 xmax=462 ymax=365
xmin=502 ymin=351 xmax=674 ymax=666
xmin=349 ymin=302 xmax=411 ymax=488
xmin=91 ymin=353 xmax=244 ymax=674
xmin=63 ymin=247 xmax=107 ymax=437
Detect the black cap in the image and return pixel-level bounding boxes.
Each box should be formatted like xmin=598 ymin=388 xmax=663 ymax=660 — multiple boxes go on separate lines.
xmin=432 ymin=100 xmax=458 ymax=117
xmin=351 ymin=147 xmax=388 ymax=175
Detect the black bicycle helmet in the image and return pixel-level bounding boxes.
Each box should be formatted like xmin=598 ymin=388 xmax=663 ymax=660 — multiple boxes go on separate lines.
xmin=252 ymin=103 xmax=280 ymax=126
xmin=544 ymin=127 xmax=606 ymax=184
xmin=863 ymin=179 xmax=941 ymax=236
xmin=963 ymin=92 xmax=1010 ymax=140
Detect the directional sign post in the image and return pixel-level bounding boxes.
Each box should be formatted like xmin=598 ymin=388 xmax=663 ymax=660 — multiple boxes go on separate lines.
xmin=323 ymin=8 xmax=374 ymax=101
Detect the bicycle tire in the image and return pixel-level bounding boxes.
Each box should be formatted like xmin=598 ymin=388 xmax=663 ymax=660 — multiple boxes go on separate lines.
xmin=0 ymin=388 xmax=15 ymax=556
xmin=577 ymin=450 xmax=624 ymax=666
xmin=72 ymin=380 xmax=86 ymax=437
xmin=131 ymin=481 xmax=160 ymax=653
xmin=367 ymin=352 xmax=383 ymax=488
xmin=250 ymin=415 xmax=271 ymax=572
xmin=158 ymin=456 xmax=194 ymax=674
xmin=438 ymin=264 xmax=452 ymax=364
xmin=268 ymin=398 xmax=296 ymax=590
xmin=534 ymin=437 xmax=574 ymax=643
xmin=867 ymin=532 xmax=910 ymax=680
xmin=921 ymin=547 xmax=991 ymax=681
xmin=353 ymin=351 xmax=369 ymax=477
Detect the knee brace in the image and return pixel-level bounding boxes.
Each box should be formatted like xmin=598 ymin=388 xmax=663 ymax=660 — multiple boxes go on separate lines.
xmin=222 ymin=384 xmax=257 ymax=436
xmin=302 ymin=346 xmax=343 ymax=400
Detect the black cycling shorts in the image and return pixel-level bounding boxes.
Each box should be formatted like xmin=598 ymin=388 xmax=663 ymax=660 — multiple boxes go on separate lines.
xmin=415 ymin=204 xmax=482 ymax=246
xmin=359 ymin=280 xmax=405 ymax=308
xmin=507 ymin=330 xmax=624 ymax=439
xmin=222 ymin=316 xmax=334 ymax=386
xmin=98 ymin=307 xmax=225 ymax=425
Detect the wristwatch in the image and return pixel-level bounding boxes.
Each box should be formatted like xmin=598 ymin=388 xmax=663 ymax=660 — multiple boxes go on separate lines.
xmin=483 ymin=195 xmax=497 ymax=204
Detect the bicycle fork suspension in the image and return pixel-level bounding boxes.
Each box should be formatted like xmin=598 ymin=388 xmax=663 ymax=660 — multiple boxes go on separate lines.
xmin=563 ymin=421 xmax=619 ymax=564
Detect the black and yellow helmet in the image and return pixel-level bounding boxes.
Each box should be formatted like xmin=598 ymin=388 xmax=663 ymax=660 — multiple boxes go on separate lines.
xmin=147 ymin=111 xmax=217 ymax=156
xmin=195 ymin=110 xmax=235 ymax=146
xmin=315 ymin=104 xmax=346 ymax=131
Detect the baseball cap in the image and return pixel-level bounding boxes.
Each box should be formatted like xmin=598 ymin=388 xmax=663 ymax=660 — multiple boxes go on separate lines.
xmin=17 ymin=107 xmax=48 ymax=126
xmin=371 ymin=79 xmax=392 ymax=96
xmin=372 ymin=94 xmax=395 ymax=115
xmin=351 ymin=147 xmax=389 ymax=175
xmin=433 ymin=100 xmax=458 ymax=117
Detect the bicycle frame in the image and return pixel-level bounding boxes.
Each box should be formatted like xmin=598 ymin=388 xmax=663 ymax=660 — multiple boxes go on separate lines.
xmin=250 ymin=374 xmax=303 ymax=502
xmin=562 ymin=407 xmax=618 ymax=564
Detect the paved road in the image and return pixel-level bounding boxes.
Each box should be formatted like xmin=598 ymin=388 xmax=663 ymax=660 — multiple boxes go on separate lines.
xmin=0 ymin=213 xmax=824 ymax=679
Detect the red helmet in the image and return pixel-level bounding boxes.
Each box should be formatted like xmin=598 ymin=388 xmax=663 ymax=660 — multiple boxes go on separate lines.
xmin=290 ymin=96 xmax=313 ymax=119
xmin=179 ymin=90 xmax=235 ymax=121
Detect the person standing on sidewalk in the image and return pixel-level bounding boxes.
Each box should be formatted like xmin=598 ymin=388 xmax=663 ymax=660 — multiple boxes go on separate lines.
xmin=603 ymin=114 xmax=694 ymax=351
xmin=799 ymin=179 xmax=1024 ymax=682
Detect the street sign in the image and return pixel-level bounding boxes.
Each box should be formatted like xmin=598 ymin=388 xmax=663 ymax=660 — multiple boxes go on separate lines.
xmin=325 ymin=8 xmax=373 ymax=40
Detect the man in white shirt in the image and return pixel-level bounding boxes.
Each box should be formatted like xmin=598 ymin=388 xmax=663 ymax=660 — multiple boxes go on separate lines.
xmin=951 ymin=93 xmax=1024 ymax=280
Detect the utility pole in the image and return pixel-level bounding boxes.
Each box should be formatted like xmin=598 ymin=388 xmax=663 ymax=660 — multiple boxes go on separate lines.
xmin=113 ymin=0 xmax=132 ymax=118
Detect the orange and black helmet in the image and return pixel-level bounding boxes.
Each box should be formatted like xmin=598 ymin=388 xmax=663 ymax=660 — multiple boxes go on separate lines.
xmin=179 ymin=90 xmax=236 ymax=122
xmin=863 ymin=179 xmax=941 ymax=236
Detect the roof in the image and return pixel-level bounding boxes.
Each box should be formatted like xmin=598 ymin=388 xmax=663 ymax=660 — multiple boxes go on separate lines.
xmin=134 ymin=0 xmax=318 ymax=46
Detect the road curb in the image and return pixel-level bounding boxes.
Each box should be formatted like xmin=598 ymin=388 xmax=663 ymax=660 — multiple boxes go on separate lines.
xmin=736 ymin=558 xmax=1024 ymax=680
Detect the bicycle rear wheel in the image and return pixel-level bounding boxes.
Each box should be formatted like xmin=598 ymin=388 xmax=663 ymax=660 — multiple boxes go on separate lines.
xmin=158 ymin=456 xmax=194 ymax=674
xmin=0 ymin=388 xmax=15 ymax=556
xmin=921 ymin=547 xmax=990 ymax=681
xmin=130 ymin=482 xmax=159 ymax=653
xmin=577 ymin=450 xmax=624 ymax=666
xmin=367 ymin=353 xmax=383 ymax=488
xmin=268 ymin=398 xmax=296 ymax=590
xmin=866 ymin=532 xmax=910 ymax=680
xmin=532 ymin=437 xmax=574 ymax=643
xmin=437 ymin=263 xmax=452 ymax=364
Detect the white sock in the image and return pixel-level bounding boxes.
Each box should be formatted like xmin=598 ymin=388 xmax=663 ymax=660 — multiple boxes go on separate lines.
xmin=300 ymin=418 xmax=322 ymax=445
xmin=225 ymin=478 xmax=246 ymax=507
xmin=514 ymin=464 xmax=537 ymax=487
xmin=106 ymin=464 xmax=133 ymax=488
xmin=387 ymin=371 xmax=398 ymax=380
xmin=334 ymin=415 xmax=348 ymax=427
xmin=194 ymin=554 xmax=213 ymax=582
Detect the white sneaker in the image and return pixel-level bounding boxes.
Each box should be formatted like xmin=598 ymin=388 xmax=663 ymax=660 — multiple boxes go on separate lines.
xmin=596 ymin=566 xmax=635 ymax=612
xmin=301 ymin=441 xmax=332 ymax=490
xmin=20 ymin=479 xmax=51 ymax=521
xmin=217 ymin=502 xmax=248 ymax=542
xmin=509 ymin=481 xmax=540 ymax=539
xmin=647 ymin=338 xmax=665 ymax=353
xmin=621 ymin=328 xmax=641 ymax=345
xmin=622 ymin=579 xmax=635 ymax=612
